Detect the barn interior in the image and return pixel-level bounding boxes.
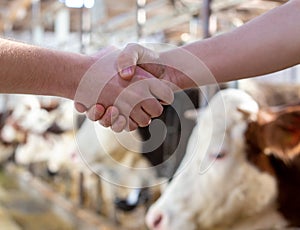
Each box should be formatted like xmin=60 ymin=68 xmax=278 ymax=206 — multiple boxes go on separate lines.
xmin=0 ymin=0 xmax=299 ymax=229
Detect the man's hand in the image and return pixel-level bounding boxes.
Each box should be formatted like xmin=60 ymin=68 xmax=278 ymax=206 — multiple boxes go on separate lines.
xmin=116 ymin=43 xmax=200 ymax=91
xmin=117 ymin=43 xmax=167 ymax=81
xmin=74 ymin=47 xmax=174 ymax=132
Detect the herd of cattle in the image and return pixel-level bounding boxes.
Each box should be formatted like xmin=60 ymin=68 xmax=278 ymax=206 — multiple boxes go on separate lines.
xmin=0 ymin=84 xmax=299 ymax=230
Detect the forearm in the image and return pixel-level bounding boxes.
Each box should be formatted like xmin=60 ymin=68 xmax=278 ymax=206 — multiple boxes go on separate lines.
xmin=0 ymin=38 xmax=94 ymax=99
xmin=166 ymin=0 xmax=300 ymax=88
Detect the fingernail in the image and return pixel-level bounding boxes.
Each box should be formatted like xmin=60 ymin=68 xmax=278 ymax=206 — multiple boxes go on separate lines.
xmin=121 ymin=67 xmax=132 ymax=77
xmin=74 ymin=102 xmax=87 ymax=113
xmin=110 ymin=107 xmax=119 ymax=120
xmin=96 ymin=104 xmax=104 ymax=112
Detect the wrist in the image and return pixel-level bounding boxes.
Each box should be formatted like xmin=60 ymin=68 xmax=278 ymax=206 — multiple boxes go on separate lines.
xmin=160 ymin=48 xmax=210 ymax=91
xmin=62 ymin=53 xmax=96 ymax=100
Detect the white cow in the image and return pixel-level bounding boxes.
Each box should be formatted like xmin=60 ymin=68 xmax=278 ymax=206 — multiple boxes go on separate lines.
xmin=48 ymin=118 xmax=144 ymax=172
xmin=146 ymin=89 xmax=287 ymax=230
xmin=1 ymin=97 xmax=75 ymax=166
xmin=47 ymin=118 xmax=157 ymax=217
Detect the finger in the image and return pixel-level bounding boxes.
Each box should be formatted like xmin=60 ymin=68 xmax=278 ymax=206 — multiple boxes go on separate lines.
xmin=99 ymin=106 xmax=120 ymax=127
xmin=74 ymin=102 xmax=87 ymax=113
xmin=130 ymin=105 xmax=152 ymax=127
xmin=111 ymin=100 xmax=138 ymax=132
xmin=117 ymin=44 xmax=138 ymax=80
xmin=149 ymin=79 xmax=174 ymax=105
xmin=141 ymin=99 xmax=164 ymax=118
xmin=125 ymin=118 xmax=139 ymax=132
xmin=86 ymin=104 xmax=105 ymax=121
xmin=111 ymin=115 xmax=127 ymax=133
xmin=118 ymin=43 xmax=159 ymax=80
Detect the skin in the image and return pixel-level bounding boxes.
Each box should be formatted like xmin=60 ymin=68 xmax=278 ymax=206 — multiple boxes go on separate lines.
xmin=0 ymin=39 xmax=173 ymax=132
xmin=118 ymin=0 xmax=300 ymax=86
xmin=98 ymin=0 xmax=300 ymax=130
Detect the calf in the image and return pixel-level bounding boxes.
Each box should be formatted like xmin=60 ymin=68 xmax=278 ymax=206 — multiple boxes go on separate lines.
xmin=146 ymin=89 xmax=300 ymax=230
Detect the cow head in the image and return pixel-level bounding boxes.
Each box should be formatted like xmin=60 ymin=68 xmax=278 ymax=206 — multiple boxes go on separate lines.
xmin=146 ymin=89 xmax=278 ymax=230
xmin=245 ymin=103 xmax=300 ymax=161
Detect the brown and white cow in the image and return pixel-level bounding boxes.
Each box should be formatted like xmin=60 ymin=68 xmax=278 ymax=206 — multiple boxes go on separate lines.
xmin=244 ymin=102 xmax=300 ymax=227
xmin=146 ymin=88 xmax=300 ymax=230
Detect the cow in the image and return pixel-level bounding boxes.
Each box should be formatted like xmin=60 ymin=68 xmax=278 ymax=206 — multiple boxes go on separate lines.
xmin=0 ymin=97 xmax=75 ymax=167
xmin=45 ymin=116 xmax=158 ymax=219
xmin=145 ymin=88 xmax=300 ymax=230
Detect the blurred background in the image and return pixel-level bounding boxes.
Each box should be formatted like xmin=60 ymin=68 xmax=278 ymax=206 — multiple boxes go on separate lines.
xmin=0 ymin=0 xmax=288 ymax=51
xmin=0 ymin=1 xmax=299 ymax=230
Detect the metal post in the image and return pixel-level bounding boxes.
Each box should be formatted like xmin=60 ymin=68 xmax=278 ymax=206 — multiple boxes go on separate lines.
xmin=79 ymin=6 xmax=85 ymax=53
xmin=80 ymin=6 xmax=92 ymax=54
xmin=55 ymin=7 xmax=70 ymax=46
xmin=201 ymin=0 xmax=217 ymax=106
xmin=136 ymin=0 xmax=146 ymax=41
xmin=31 ymin=0 xmax=44 ymax=44
xmin=202 ymin=0 xmax=211 ymax=39
xmin=79 ymin=171 xmax=85 ymax=207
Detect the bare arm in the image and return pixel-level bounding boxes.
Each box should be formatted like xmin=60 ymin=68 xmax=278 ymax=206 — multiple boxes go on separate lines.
xmin=0 ymin=38 xmax=92 ymax=99
xmin=182 ymin=0 xmax=300 ymax=86
xmin=118 ymin=0 xmax=300 ymax=89
xmin=0 ymin=39 xmax=173 ymax=132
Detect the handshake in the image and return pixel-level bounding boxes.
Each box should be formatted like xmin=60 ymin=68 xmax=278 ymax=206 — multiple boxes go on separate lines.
xmin=74 ymin=44 xmax=208 ymax=132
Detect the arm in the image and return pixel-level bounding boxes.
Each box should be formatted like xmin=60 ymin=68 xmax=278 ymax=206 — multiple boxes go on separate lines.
xmin=0 ymin=39 xmax=173 ymax=132
xmin=0 ymin=38 xmax=91 ymax=99
xmin=118 ymin=0 xmax=300 ymax=89
xmin=75 ymin=49 xmax=173 ymax=131
xmin=183 ymin=0 xmax=300 ymax=85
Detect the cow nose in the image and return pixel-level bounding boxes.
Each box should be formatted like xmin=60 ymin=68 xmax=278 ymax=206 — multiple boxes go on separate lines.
xmin=146 ymin=210 xmax=167 ymax=230
xmin=153 ymin=213 xmax=163 ymax=228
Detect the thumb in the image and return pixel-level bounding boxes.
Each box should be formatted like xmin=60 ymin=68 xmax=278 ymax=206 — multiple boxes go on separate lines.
xmin=117 ymin=43 xmax=161 ymax=80
xmin=117 ymin=43 xmax=140 ymax=80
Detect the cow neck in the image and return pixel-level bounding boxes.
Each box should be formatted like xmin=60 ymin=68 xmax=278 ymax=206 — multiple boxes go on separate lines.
xmin=245 ymin=122 xmax=300 ymax=227
xmin=269 ymin=155 xmax=300 ymax=227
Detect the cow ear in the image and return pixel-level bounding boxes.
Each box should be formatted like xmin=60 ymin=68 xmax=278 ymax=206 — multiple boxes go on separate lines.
xmin=237 ymin=106 xmax=258 ymax=122
xmin=264 ymin=110 xmax=300 ymax=160
xmin=256 ymin=109 xmax=277 ymax=124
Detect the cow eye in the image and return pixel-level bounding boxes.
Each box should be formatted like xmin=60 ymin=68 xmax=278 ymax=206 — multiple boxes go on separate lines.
xmin=211 ymin=151 xmax=227 ymax=159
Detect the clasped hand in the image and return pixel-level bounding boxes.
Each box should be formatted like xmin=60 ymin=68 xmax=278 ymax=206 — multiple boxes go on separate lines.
xmin=74 ymin=47 xmax=173 ymax=132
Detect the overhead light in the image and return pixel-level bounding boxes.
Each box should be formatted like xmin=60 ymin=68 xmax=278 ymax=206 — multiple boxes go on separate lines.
xmin=137 ymin=9 xmax=146 ymax=25
xmin=62 ymin=0 xmax=94 ymax=8
xmin=181 ymin=33 xmax=191 ymax=43
xmin=137 ymin=0 xmax=146 ymax=6
xmin=83 ymin=0 xmax=94 ymax=8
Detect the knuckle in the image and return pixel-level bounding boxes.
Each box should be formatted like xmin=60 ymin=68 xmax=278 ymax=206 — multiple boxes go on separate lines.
xmin=117 ymin=55 xmax=130 ymax=67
